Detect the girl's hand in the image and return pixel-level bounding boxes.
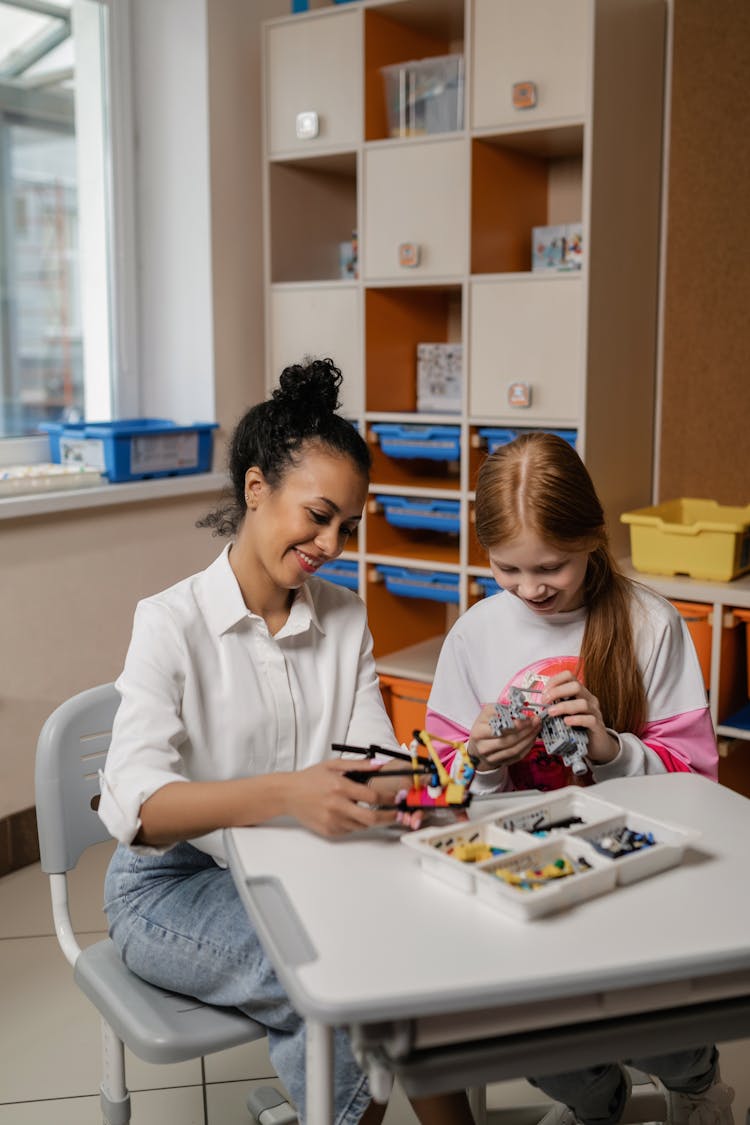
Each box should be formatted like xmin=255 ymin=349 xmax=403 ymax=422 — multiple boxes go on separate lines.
xmin=284 ymin=759 xmax=396 ymax=837
xmin=467 ymin=701 xmax=542 ymax=771
xmin=541 ymin=671 xmax=619 ymax=765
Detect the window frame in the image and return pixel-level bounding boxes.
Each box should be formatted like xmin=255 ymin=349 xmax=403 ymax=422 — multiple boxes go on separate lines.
xmin=0 ymin=0 xmax=139 ymax=464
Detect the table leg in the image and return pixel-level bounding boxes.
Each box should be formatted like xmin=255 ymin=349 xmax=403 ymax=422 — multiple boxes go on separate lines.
xmin=306 ymin=1018 xmax=334 ymax=1125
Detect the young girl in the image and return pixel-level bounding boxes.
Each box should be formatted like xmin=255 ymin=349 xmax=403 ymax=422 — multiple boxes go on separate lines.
xmin=426 ymin=432 xmax=733 ymax=1125
xmin=98 ymin=359 xmax=473 ymax=1125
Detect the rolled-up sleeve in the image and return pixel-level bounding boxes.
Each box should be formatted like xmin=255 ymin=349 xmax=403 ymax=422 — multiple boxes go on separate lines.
xmin=98 ymin=600 xmax=191 ymax=851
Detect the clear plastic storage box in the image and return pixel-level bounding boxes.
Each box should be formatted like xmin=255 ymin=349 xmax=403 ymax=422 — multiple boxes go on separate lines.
xmin=381 ymin=54 xmax=464 ymax=138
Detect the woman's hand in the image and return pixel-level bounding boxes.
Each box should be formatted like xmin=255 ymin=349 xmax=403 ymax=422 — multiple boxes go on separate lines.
xmin=283 ymin=759 xmax=396 ymax=837
xmin=540 ymin=671 xmax=619 ymax=765
xmin=467 ymin=701 xmax=542 ymax=771
xmin=364 ymin=762 xmax=415 ymax=807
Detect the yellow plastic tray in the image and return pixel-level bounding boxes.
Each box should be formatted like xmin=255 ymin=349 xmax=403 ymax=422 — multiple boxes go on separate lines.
xmin=621 ymin=498 xmax=750 ymax=582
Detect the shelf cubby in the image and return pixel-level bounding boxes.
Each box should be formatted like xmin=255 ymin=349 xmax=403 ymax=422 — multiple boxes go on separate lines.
xmin=471 ymin=131 xmax=584 ymax=275
xmin=471 ymin=0 xmax=587 ymax=131
xmin=268 ymin=284 xmax=363 ymax=416
xmin=366 ymin=495 xmax=460 ymax=565
xmin=367 ymin=426 xmax=461 ymax=492
xmin=364 ymin=1 xmax=465 ymax=143
xmin=265 ymin=6 xmax=362 ymax=156
xmin=367 ymin=564 xmax=459 ymax=659
xmin=365 ymin=285 xmax=461 ymax=412
xmin=469 ymin=424 xmax=579 ymax=487
xmin=269 ymin=154 xmax=357 ymax=282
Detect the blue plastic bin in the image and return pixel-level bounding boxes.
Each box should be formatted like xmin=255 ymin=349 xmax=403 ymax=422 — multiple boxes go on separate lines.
xmin=478 ymin=427 xmax=577 ymax=454
xmin=371 ymin=424 xmax=461 ymax=461
xmin=375 ymin=495 xmax=460 ymax=534
xmin=473 ymin=575 xmax=502 ymax=598
xmin=40 ymin=418 xmax=218 ymax=482
xmin=376 ymin=565 xmax=459 ymax=604
xmin=317 ymin=560 xmax=359 ymax=591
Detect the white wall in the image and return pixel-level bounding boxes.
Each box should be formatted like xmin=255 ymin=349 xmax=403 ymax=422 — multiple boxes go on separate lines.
xmin=132 ymin=0 xmax=215 ymax=424
xmin=0 ymin=0 xmax=284 ymax=820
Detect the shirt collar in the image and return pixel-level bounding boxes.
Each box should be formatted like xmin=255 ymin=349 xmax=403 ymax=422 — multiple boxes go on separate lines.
xmin=293 ymin=578 xmax=325 ymax=636
xmin=197 ymin=544 xmax=325 ymax=638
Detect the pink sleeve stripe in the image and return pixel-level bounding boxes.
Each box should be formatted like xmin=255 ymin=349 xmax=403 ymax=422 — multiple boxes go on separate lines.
xmin=640 ymin=707 xmax=718 ymax=781
xmin=424 ymin=708 xmax=471 ymax=773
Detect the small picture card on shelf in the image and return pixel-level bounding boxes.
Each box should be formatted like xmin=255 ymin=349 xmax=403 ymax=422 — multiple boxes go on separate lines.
xmin=417 ymin=343 xmax=463 ymax=414
xmin=532 ymin=223 xmax=584 ymax=272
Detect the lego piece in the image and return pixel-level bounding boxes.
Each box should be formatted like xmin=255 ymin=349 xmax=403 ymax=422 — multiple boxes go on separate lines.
xmin=332 ymin=730 xmax=476 ymax=812
xmin=491 ymin=686 xmax=589 ymax=776
xmin=494 ymin=853 xmax=591 ymax=892
xmin=592 ymin=827 xmax=656 ymax=859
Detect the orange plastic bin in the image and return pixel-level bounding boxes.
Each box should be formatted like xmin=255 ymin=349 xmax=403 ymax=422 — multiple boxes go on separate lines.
xmin=671 ymin=600 xmax=746 ymax=720
xmin=379 ymin=675 xmax=431 ymax=747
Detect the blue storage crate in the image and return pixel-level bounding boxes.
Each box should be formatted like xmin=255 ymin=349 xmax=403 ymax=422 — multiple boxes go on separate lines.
xmin=40 ymin=418 xmax=218 ymax=482
xmin=473 ymin=575 xmax=502 ymax=598
xmin=375 ymin=495 xmax=460 ymax=534
xmin=39 ymin=418 xmax=168 ymax=461
xmin=478 ymin=426 xmax=577 ymax=454
xmin=317 ymin=560 xmax=359 ymax=591
xmin=724 ymin=701 xmax=750 ymax=733
xmin=371 ymin=424 xmax=461 ymax=461
xmin=376 ymin=565 xmax=459 ymax=603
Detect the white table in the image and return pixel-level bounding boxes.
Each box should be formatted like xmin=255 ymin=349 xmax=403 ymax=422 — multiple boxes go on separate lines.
xmin=225 ymin=775 xmax=750 ymax=1124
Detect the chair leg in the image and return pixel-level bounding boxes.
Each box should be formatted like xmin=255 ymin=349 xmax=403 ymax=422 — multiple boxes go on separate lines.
xmin=247 ymin=1085 xmax=298 ymax=1124
xmin=99 ymin=1018 xmax=131 ymax=1125
xmin=468 ymin=1085 xmax=488 ymax=1125
xmin=620 ymin=1067 xmax=668 ymax=1124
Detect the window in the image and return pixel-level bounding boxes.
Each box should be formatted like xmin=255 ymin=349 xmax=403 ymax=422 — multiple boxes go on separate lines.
xmin=0 ymin=0 xmax=134 ymax=451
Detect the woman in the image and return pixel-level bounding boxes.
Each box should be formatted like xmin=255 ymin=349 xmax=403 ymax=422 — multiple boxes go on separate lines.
xmin=99 ymin=358 xmax=473 ymax=1125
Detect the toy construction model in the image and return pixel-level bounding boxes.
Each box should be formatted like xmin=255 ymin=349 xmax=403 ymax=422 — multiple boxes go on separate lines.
xmin=490 ymin=686 xmax=589 ymax=776
xmin=332 ymin=731 xmax=477 ymax=812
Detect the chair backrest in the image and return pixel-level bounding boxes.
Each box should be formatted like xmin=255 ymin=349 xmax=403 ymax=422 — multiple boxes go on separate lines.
xmin=35 ymin=683 xmax=119 ymax=874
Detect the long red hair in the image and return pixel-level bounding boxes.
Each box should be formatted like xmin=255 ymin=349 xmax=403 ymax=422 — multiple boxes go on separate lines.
xmin=475 ymin=433 xmax=646 ymax=734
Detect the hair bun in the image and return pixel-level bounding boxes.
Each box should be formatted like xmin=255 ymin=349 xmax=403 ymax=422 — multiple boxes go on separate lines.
xmin=274 ymin=357 xmax=342 ymax=416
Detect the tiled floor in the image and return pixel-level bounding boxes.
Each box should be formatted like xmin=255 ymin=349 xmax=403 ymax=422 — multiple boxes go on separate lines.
xmin=1 ymin=843 xmax=747 ymax=1124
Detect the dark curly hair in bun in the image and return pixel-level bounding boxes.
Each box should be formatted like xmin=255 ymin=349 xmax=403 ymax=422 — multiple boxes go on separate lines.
xmin=198 ymin=357 xmax=371 ymax=537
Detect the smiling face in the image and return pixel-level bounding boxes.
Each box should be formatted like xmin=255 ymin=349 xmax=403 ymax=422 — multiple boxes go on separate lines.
xmin=488 ymin=525 xmax=590 ymax=615
xmin=241 ymin=442 xmax=367 ymax=598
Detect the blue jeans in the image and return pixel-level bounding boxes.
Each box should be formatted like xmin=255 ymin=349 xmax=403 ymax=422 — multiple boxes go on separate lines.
xmin=530 ymin=1045 xmax=718 ymax=1125
xmin=103 ymin=842 xmax=372 ymax=1125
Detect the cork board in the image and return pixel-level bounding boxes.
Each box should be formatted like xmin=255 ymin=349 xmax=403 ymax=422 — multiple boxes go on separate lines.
xmin=659 ymin=1 xmax=750 ymax=504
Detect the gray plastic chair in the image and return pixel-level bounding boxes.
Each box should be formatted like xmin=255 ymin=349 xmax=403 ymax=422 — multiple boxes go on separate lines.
xmin=34 ymin=683 xmax=278 ymax=1125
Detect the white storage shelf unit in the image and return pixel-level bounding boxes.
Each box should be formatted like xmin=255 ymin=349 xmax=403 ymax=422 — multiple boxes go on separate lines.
xmin=261 ymin=0 xmax=667 ymax=668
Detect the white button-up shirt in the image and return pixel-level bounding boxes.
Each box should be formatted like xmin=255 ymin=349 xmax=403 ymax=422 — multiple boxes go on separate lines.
xmin=98 ymin=546 xmax=399 ymax=861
